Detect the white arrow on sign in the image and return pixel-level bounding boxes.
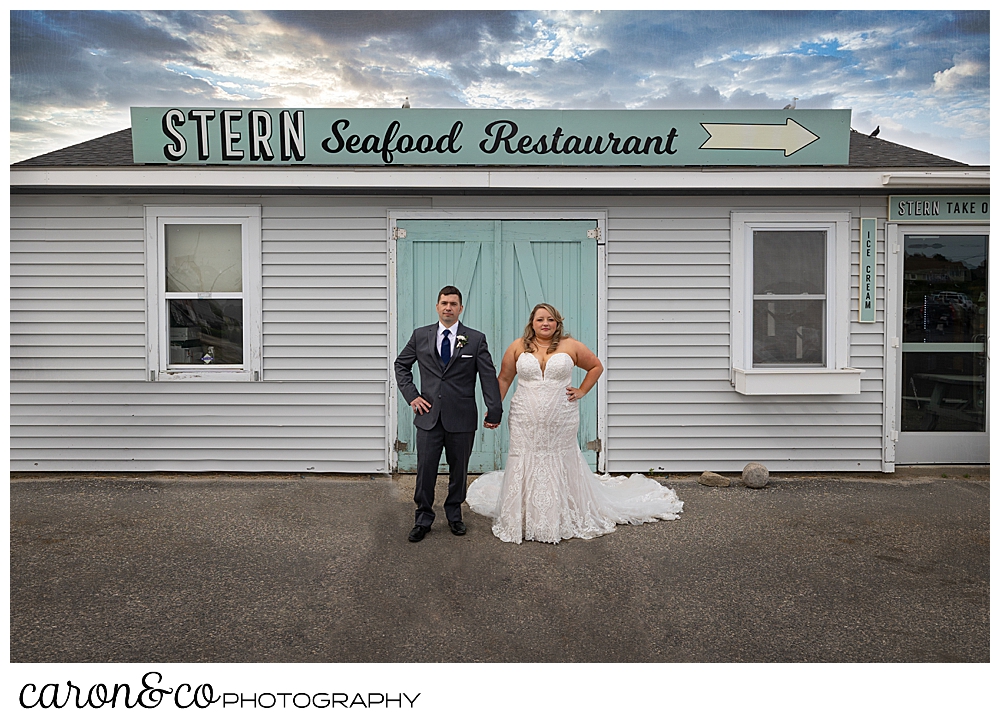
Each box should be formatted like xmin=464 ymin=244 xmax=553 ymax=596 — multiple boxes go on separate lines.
xmin=699 ymin=118 xmax=820 ymax=157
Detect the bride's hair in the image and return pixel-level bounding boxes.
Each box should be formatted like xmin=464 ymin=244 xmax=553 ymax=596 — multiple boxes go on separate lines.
xmin=522 ymin=303 xmax=570 ymax=354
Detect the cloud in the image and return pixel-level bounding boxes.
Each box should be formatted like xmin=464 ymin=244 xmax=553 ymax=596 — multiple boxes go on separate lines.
xmin=262 ymin=10 xmax=524 ymax=65
xmin=932 ymin=52 xmax=988 ymax=93
xmin=8 ymin=9 xmax=989 ymax=164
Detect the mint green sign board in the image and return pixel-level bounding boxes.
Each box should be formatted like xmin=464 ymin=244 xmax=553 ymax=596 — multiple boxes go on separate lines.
xmin=130 ymin=108 xmax=851 ymax=166
xmin=859 ymin=218 xmax=877 ymax=323
xmin=889 ymin=196 xmax=990 ymax=222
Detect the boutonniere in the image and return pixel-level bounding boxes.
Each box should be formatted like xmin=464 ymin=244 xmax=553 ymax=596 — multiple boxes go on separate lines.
xmin=456 ymin=335 xmax=468 ymax=349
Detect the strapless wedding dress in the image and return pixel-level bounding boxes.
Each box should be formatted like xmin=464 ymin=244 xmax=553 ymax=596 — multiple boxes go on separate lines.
xmin=466 ymin=352 xmax=683 ymax=544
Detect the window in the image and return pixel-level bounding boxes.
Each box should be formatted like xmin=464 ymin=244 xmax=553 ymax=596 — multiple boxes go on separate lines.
xmin=731 ymin=211 xmax=860 ymax=395
xmin=145 ymin=206 xmax=261 ymax=380
xmin=752 ymin=229 xmax=827 ymax=366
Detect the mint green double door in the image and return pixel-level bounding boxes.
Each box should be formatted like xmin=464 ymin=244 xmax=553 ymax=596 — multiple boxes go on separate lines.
xmin=396 ymin=219 xmax=599 ymax=473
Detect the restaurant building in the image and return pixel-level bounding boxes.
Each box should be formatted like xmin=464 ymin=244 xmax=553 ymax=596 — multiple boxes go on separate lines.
xmin=10 ymin=108 xmax=989 ymax=473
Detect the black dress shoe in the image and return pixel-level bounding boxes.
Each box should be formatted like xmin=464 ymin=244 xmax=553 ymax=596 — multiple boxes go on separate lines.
xmin=449 ymin=520 xmax=467 ymax=536
xmin=408 ymin=525 xmax=430 ymax=543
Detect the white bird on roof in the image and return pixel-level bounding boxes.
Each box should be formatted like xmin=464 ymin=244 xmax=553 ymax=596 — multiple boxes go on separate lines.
xmin=783 ymin=97 xmax=798 ymax=110
xmin=401 ymin=97 xmax=411 ymax=108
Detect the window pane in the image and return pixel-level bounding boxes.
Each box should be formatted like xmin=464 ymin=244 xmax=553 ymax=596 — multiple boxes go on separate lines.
xmin=901 ymin=351 xmax=986 ymax=432
xmin=166 ymin=224 xmax=242 ymax=293
xmin=902 ymin=234 xmax=988 ymax=344
xmin=168 ymin=299 xmax=243 ymax=365
xmin=753 ymin=230 xmax=826 ymax=294
xmin=753 ymin=299 xmax=825 ymax=365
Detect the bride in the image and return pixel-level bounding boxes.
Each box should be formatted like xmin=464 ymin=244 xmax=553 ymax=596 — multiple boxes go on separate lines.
xmin=466 ymin=303 xmax=683 ymax=544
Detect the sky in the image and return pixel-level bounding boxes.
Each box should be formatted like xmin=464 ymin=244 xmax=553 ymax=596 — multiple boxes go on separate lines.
xmin=8 ymin=9 xmax=991 ymax=165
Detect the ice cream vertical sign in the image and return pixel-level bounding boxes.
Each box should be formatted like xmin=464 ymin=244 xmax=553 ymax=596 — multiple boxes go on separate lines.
xmin=859 ymin=218 xmax=877 ymax=323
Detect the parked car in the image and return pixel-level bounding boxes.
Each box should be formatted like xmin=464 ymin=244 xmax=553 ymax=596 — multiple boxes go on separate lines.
xmin=933 ymin=291 xmax=975 ymax=312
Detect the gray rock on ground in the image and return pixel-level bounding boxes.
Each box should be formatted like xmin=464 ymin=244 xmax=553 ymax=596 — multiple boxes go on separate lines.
xmin=699 ymin=471 xmax=730 ymax=487
xmin=742 ymin=462 xmax=769 ymax=488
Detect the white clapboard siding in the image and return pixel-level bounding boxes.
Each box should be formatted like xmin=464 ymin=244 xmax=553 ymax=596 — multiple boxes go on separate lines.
xmin=10 ymin=204 xmax=148 ymax=381
xmin=11 ymin=382 xmax=387 ymax=470
xmin=12 ymin=192 xmax=888 ymax=473
xmin=604 ymin=196 xmax=885 ymax=473
xmin=10 ymin=195 xmax=396 ymax=472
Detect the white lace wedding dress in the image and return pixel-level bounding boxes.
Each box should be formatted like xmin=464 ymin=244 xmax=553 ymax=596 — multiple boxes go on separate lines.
xmin=466 ymin=352 xmax=683 ymax=544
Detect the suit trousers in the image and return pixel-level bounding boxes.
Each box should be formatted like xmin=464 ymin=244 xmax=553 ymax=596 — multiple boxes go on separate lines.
xmin=414 ymin=419 xmax=476 ymax=527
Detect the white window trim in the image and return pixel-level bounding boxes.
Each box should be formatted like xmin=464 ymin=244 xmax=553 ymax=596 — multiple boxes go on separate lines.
xmin=145 ymin=206 xmax=262 ymax=381
xmin=731 ymin=210 xmax=861 ymax=395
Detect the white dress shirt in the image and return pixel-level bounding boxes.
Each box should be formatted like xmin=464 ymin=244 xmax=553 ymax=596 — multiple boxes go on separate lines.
xmin=437 ymin=321 xmax=460 ymax=359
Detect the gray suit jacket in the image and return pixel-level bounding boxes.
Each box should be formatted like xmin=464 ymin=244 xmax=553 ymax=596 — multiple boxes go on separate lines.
xmin=394 ymin=322 xmax=503 ymax=432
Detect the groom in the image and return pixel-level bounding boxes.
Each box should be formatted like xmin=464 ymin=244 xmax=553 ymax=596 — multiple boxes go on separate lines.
xmin=394 ymin=285 xmax=503 ymax=542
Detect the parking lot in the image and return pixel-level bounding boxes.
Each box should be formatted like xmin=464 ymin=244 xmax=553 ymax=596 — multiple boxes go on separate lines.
xmin=10 ymin=467 xmax=988 ymax=664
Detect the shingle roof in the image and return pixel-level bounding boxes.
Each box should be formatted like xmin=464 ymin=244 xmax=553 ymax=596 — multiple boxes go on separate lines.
xmin=11 ymin=127 xmax=972 ymax=168
xmin=15 ymin=129 xmax=136 ymax=167
xmin=845 ymin=131 xmax=971 ymax=168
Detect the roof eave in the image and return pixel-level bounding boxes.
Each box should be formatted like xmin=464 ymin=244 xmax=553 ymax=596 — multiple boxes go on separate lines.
xmin=10 ymin=165 xmax=989 ymax=193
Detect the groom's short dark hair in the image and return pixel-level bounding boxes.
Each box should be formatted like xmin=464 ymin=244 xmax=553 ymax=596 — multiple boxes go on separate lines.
xmin=438 ymin=285 xmax=462 ymax=304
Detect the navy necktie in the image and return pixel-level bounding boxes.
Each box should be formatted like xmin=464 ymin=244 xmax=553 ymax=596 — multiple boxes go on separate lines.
xmin=440 ymin=329 xmax=451 ymax=367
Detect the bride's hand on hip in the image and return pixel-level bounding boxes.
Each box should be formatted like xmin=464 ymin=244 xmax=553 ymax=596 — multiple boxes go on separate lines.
xmin=566 ymin=386 xmax=585 ymax=401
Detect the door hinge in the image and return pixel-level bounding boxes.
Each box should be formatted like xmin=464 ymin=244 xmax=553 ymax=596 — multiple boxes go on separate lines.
xmin=891 ymin=337 xmax=900 ymax=348
xmin=586 ymin=438 xmax=602 ymax=453
xmin=587 ymin=227 xmax=603 ymax=244
xmin=393 ymin=226 xmax=407 ymax=240
xmin=394 ymin=439 xmax=409 ymax=452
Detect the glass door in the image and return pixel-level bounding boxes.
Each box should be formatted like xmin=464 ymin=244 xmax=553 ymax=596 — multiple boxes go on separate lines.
xmin=897 ymin=230 xmax=988 ymax=463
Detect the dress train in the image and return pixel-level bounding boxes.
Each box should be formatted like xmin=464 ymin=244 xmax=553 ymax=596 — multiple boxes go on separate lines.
xmin=466 ymin=352 xmax=683 ymax=544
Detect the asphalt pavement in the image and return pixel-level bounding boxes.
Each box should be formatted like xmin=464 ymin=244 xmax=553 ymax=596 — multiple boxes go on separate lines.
xmin=9 ymin=467 xmax=989 ymax=663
